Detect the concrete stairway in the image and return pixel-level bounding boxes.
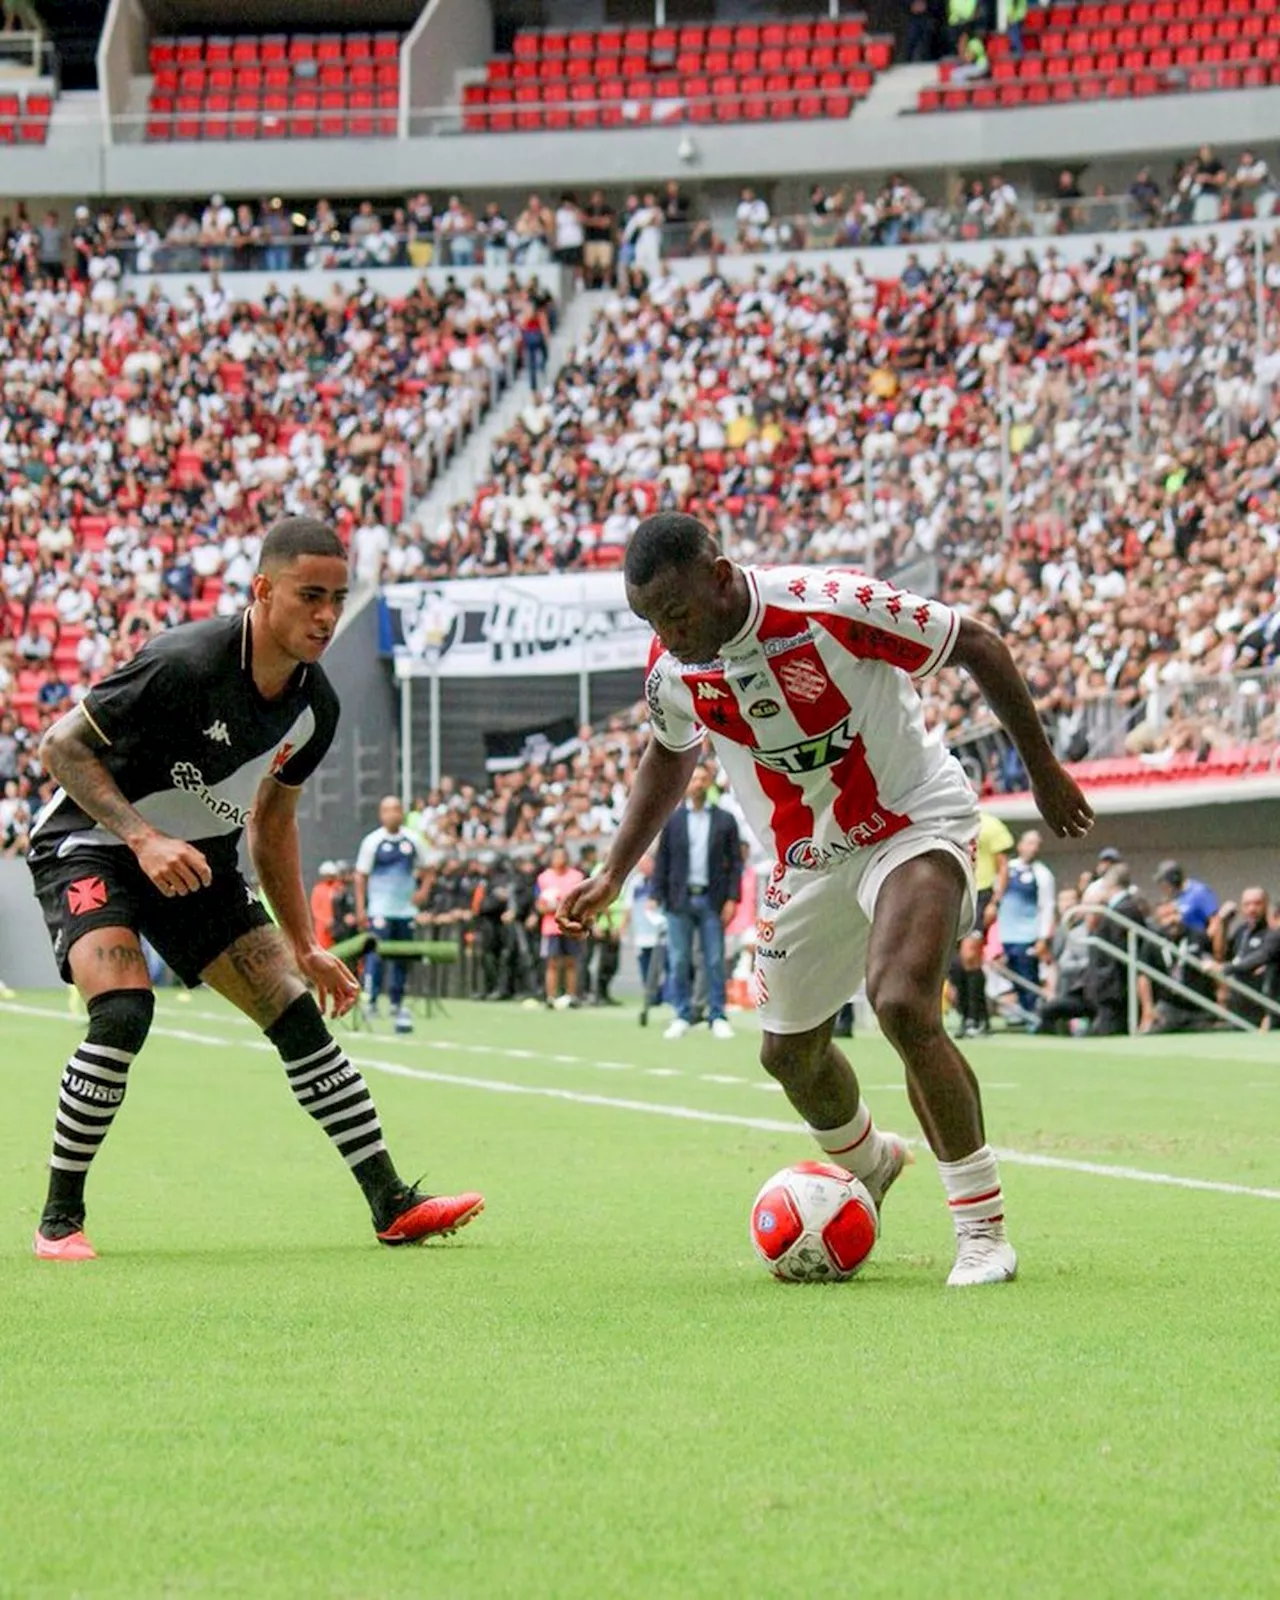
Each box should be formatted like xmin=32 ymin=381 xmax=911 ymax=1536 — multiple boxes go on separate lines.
xmin=408 ymin=284 xmax=608 ymax=538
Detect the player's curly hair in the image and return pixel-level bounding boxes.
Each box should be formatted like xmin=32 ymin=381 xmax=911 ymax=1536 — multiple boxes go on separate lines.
xmin=625 ymin=513 xmax=714 ymax=588
xmin=258 ymin=517 xmax=347 ymax=571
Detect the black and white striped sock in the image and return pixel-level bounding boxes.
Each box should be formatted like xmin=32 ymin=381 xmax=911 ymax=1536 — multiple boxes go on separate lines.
xmin=43 ymin=988 xmax=155 ymax=1235
xmin=51 ymin=1044 xmax=132 ymax=1177
xmin=282 ymin=1039 xmax=387 ymax=1169
xmin=266 ymin=995 xmax=400 ymax=1214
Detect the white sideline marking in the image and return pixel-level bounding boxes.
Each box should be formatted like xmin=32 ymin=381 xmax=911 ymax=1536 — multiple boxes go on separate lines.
xmin=5 ymin=1002 xmax=1278 ymax=1201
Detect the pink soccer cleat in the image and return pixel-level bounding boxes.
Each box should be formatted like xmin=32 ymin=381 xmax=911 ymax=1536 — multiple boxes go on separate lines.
xmin=33 ymin=1228 xmax=98 ymax=1261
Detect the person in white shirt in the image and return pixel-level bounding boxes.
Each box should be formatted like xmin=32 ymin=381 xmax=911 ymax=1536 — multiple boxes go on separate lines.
xmin=559 ymin=513 xmax=1094 ymax=1289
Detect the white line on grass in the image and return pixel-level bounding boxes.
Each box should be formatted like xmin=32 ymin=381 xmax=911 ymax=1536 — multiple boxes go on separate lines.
xmin=5 ymin=999 xmax=1027 ymax=1092
xmin=4 ymin=1001 xmax=1278 ymax=1203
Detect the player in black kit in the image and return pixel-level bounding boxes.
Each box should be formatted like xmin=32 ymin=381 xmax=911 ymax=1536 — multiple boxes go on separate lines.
xmin=27 ymin=517 xmax=484 ymax=1260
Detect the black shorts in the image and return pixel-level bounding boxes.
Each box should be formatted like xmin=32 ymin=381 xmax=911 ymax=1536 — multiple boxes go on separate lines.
xmin=28 ymin=843 xmax=272 ymax=987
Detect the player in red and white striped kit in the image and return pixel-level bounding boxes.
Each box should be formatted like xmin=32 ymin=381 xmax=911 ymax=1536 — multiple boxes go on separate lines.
xmin=560 ymin=513 xmax=1094 ymax=1287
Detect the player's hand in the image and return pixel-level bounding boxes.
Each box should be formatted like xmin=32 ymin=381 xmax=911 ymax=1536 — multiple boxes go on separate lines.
xmin=134 ymin=831 xmax=213 ymax=897
xmin=1030 ymin=761 xmax=1095 ymax=839
xmin=557 ymin=870 xmax=621 ymax=937
xmin=296 ymin=944 xmax=361 ymax=1017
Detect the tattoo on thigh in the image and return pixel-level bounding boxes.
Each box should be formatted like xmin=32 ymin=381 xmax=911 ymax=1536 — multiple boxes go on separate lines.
xmin=224 ymin=927 xmax=299 ymax=1021
xmin=91 ymin=941 xmax=149 ymax=976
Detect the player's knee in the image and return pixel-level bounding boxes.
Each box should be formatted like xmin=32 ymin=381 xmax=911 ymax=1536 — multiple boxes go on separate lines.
xmin=759 ymin=1029 xmax=822 ymax=1086
xmin=86 ymin=987 xmax=156 ymax=1054
xmin=959 ymin=933 xmax=984 ymax=971
xmin=869 ymin=979 xmax=941 ymax=1050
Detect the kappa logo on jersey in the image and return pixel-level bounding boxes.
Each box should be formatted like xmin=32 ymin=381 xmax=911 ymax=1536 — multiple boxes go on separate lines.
xmin=821 ymin=577 xmax=841 ymax=602
xmin=854 ymin=583 xmax=876 ymax=610
xmin=884 ymin=591 xmax=903 ymax=621
xmin=788 ymin=577 xmax=807 ymax=600
xmin=66 ymin=875 xmax=109 ymax=915
xmin=778 ymin=659 xmax=829 ymax=704
xmin=748 ymin=698 xmax=781 ymax=719
xmin=171 ymin=762 xmax=251 ymax=826
xmin=695 ymin=681 xmax=729 ymax=701
xmin=269 ymin=742 xmax=295 ymax=777
xmin=204 ymin=720 xmax=231 ymax=746
xmin=913 ymin=603 xmax=931 ymax=631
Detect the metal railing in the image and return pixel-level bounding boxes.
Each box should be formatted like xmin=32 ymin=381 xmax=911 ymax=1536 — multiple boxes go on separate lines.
xmin=1060 ymin=903 xmax=1280 ymax=1036
xmin=0 ymin=28 xmax=52 ymax=79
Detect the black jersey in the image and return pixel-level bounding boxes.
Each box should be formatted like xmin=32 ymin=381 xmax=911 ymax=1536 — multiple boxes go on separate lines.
xmin=29 ymin=610 xmax=339 ymax=871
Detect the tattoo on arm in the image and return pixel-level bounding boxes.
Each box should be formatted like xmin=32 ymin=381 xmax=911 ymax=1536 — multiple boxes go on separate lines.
xmin=42 ymin=721 xmax=153 ymax=849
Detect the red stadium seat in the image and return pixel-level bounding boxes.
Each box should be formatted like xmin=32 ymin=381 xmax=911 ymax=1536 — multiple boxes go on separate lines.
xmin=261 ymin=91 xmax=288 ymax=136
xmin=319 ymin=88 xmax=346 ymax=135
xmin=204 ymin=93 xmax=230 ymax=139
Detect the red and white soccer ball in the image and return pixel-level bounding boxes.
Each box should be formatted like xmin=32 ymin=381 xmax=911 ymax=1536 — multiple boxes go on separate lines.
xmin=750 ymin=1161 xmax=879 ymax=1282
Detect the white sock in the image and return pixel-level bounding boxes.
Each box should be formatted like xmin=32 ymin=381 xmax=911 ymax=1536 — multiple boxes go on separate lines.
xmin=809 ymin=1101 xmax=887 ymax=1184
xmin=936 ymin=1145 xmax=1006 ymax=1233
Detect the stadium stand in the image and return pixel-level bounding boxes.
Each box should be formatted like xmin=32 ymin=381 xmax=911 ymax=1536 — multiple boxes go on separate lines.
xmin=0 ymin=87 xmax=53 ymax=143
xmin=463 ymin=16 xmax=894 ymax=131
xmin=144 ymin=31 xmax=402 ymax=140
xmin=917 ymin=0 xmax=1280 ymax=112
xmin=0 ymin=271 xmax=548 ymax=741
xmin=401 ymin=235 xmax=1279 ymax=768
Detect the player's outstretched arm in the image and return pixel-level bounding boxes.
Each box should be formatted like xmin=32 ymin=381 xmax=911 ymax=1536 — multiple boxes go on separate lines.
xmin=558 ymin=739 xmax=700 ymax=934
xmin=40 ymin=706 xmax=213 ymax=895
xmin=948 ymin=616 xmax=1095 ymax=840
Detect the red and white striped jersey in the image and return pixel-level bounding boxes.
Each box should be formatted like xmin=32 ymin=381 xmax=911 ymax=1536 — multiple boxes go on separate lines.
xmin=644 ymin=565 xmax=977 ymax=872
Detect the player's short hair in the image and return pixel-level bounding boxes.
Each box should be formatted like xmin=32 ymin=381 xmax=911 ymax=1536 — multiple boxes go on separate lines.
xmin=258 ymin=517 xmax=347 ymax=573
xmin=625 ymin=513 xmax=714 ymax=588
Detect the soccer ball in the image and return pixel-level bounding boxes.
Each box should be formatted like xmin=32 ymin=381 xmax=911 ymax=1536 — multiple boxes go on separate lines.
xmin=750 ymin=1162 xmax=879 ymax=1282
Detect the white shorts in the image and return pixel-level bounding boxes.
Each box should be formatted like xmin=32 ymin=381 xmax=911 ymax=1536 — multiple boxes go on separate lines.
xmin=752 ymin=816 xmax=978 ymax=1036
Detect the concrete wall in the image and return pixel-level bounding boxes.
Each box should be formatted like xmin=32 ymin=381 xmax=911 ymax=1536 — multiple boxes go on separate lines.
xmin=993 ymin=798 xmax=1280 ymax=906
xmin=119 ymin=262 xmax=565 ymax=302
xmin=96 ymin=0 xmax=149 ymax=138
xmin=7 ymin=81 xmax=1280 ymax=199
xmin=404 ymin=0 xmax=493 ymax=139
xmin=0 ymin=860 xmax=61 ymax=988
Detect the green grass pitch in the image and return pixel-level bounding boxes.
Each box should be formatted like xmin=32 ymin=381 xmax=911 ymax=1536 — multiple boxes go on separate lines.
xmin=2 ymin=992 xmax=1279 ymax=1598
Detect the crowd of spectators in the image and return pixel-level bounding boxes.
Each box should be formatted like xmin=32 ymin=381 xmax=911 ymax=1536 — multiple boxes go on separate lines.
xmin=963 ymin=830 xmax=1279 ymax=1037
xmin=405 ymin=231 xmax=1280 ymax=771
xmin=0 ymin=266 xmax=550 ymax=743
xmin=4 ymin=148 xmax=1275 ymax=289
xmin=5 ymin=185 xmax=1280 ymax=861
xmin=298 ymin=779 xmax=1278 ymax=1032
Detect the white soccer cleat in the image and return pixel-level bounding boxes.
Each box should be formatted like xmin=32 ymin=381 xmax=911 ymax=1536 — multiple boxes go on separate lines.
xmin=664 ymin=1018 xmax=691 ymax=1040
xmin=947 ymin=1224 xmax=1018 ymax=1287
xmin=553 ymin=993 xmax=575 ymax=1010
xmin=862 ymin=1132 xmax=913 ymax=1212
xmin=394 ymin=1004 xmax=414 ymax=1035
xmin=710 ymin=1018 xmax=734 ymax=1041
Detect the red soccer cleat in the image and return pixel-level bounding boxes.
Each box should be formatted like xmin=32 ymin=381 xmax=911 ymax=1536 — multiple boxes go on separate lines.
xmin=33 ymin=1228 xmax=98 ymax=1261
xmin=375 ymin=1188 xmax=485 ymax=1246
